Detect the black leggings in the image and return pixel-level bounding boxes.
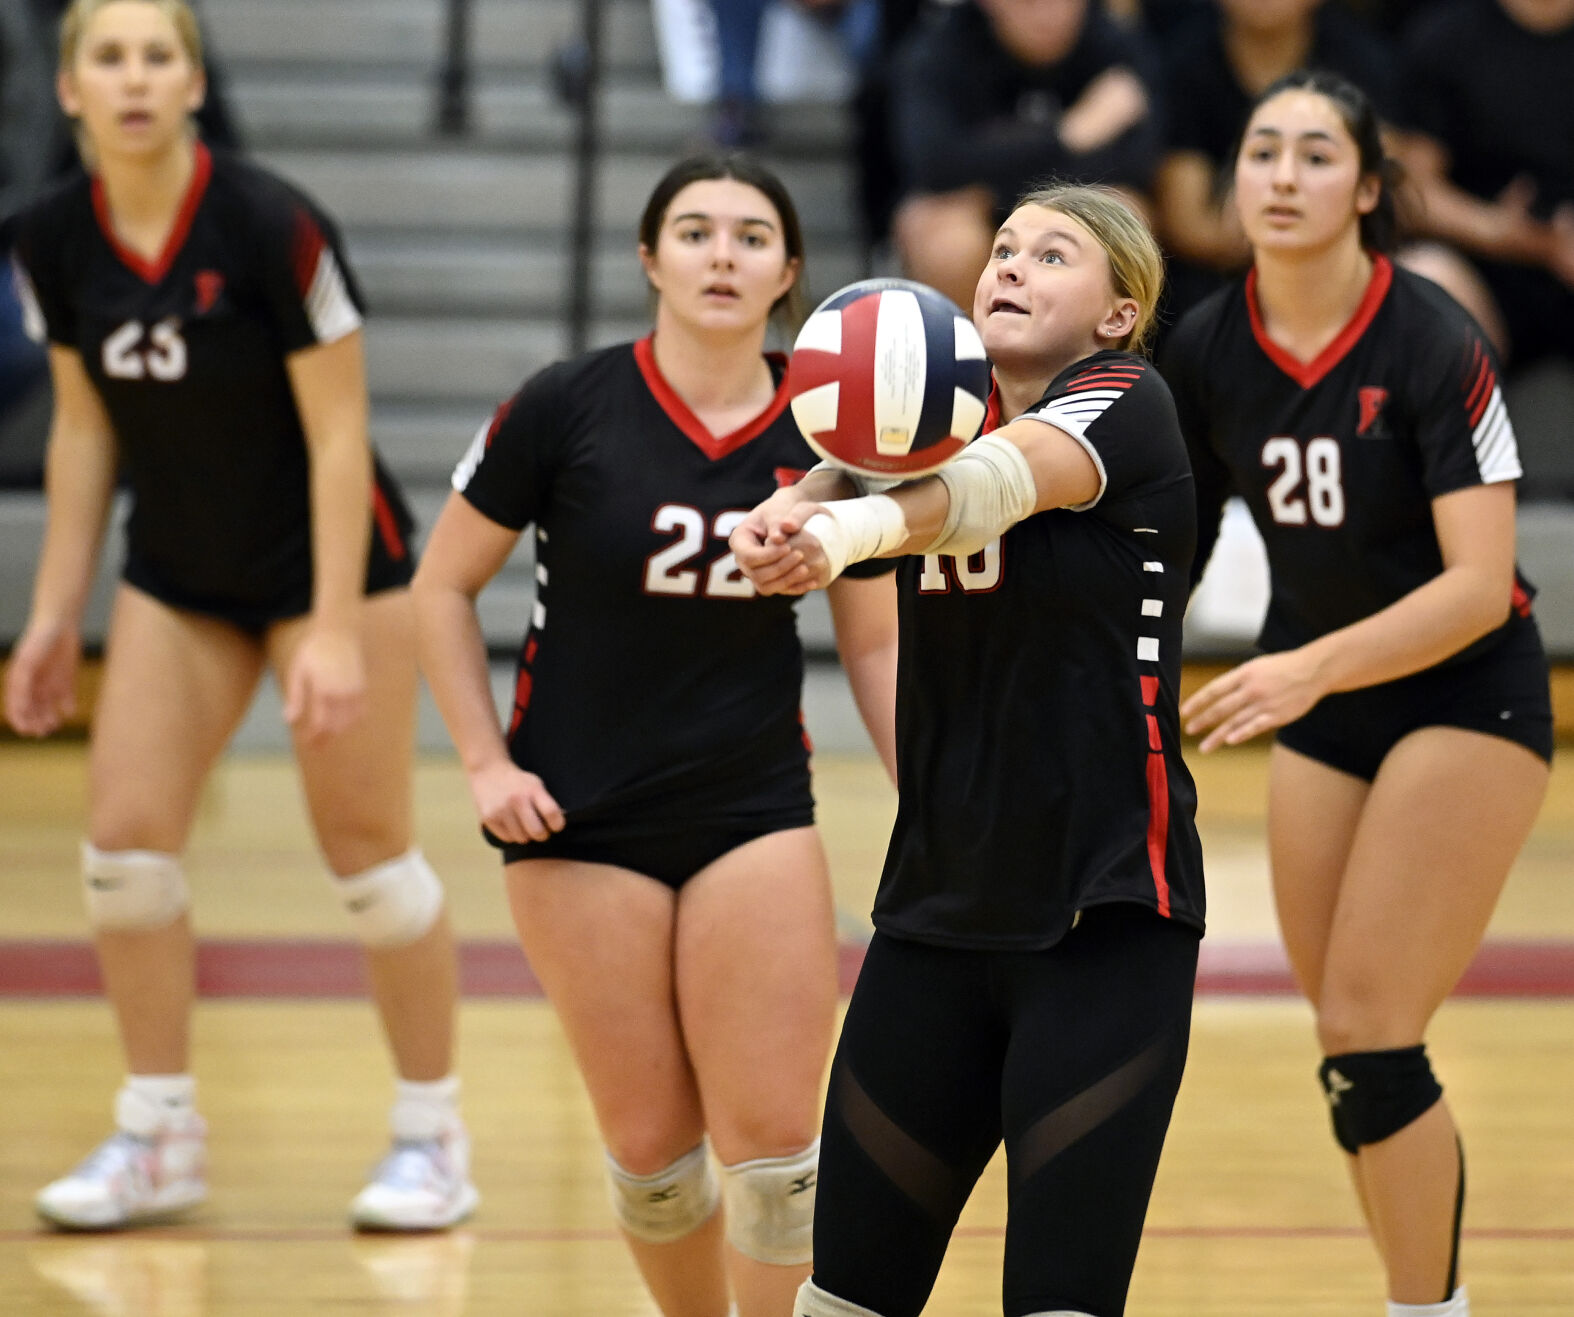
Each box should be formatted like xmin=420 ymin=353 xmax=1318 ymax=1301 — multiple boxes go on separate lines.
xmin=812 ymin=906 xmax=1200 ymax=1317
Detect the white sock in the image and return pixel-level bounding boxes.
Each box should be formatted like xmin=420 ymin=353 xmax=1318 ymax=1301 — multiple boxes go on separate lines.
xmin=117 ymin=1074 xmax=197 ymax=1136
xmin=1388 ymin=1285 xmax=1468 ymax=1317
xmin=389 ymin=1075 xmax=461 ymax=1141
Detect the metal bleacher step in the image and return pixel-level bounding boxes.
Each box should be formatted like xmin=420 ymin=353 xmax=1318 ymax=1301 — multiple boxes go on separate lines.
xmin=203 ymin=0 xmax=661 ymax=75
xmin=232 ymin=77 xmax=851 ymax=155
xmin=253 ymin=147 xmax=857 ymax=237
xmin=349 ymin=230 xmax=866 ymax=318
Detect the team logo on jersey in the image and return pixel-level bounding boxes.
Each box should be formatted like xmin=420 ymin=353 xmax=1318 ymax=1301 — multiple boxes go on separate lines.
xmin=194 ymin=269 xmax=225 ymax=314
xmin=1356 ymin=386 xmax=1389 ymax=439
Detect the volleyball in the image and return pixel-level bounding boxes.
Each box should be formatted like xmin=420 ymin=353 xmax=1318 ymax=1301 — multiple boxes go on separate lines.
xmin=786 ymin=278 xmax=990 ymax=480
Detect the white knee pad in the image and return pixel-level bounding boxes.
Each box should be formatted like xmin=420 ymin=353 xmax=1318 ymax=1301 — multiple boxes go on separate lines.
xmin=334 ymin=848 xmax=444 ymax=948
xmin=81 ymin=842 xmax=190 ymax=931
xmin=795 ymin=1279 xmax=883 ymax=1316
xmin=722 ymin=1138 xmax=818 ymax=1266
xmin=605 ymin=1143 xmax=720 ymax=1244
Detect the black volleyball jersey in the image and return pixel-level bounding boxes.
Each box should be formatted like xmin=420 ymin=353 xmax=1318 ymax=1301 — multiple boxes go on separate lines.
xmin=6 ymin=144 xmax=411 ymax=609
xmin=454 ymin=337 xmax=890 ymax=824
xmin=873 ymin=353 xmax=1205 ymax=950
xmin=1162 ymin=256 xmax=1532 ymax=659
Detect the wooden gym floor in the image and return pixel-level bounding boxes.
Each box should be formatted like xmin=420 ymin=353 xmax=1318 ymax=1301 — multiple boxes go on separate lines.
xmin=3 ymin=738 xmax=1573 ymax=1315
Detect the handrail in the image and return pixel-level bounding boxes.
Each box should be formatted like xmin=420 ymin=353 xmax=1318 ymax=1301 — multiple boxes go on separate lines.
xmin=555 ymin=0 xmax=607 ymax=357
xmin=435 ymin=0 xmax=474 ymax=135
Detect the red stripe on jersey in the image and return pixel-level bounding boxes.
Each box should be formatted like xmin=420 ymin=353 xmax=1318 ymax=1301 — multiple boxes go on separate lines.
xmin=524 ymin=637 xmax=538 ymax=664
xmin=1465 ymin=356 xmax=1496 ymax=427
xmin=1140 ymin=675 xmax=1159 ymax=707
xmin=633 ymin=336 xmax=791 ymax=461
xmin=91 ymin=142 xmax=214 ymax=285
xmin=1146 ymin=712 xmax=1163 ymax=752
xmin=371 ymin=484 xmax=407 ymax=561
xmin=1512 ymin=579 xmax=1533 ymax=618
xmin=485 ymin=396 xmax=515 ymax=449
xmin=1246 ymin=255 xmax=1393 ymax=390
xmin=1065 ymin=370 xmax=1145 ymax=392
xmin=508 ymin=669 xmax=534 ymax=735
xmin=1145 ymin=750 xmax=1172 ymax=918
xmin=291 ymin=211 xmax=326 ymax=300
xmin=982 ymin=377 xmax=1003 ymax=434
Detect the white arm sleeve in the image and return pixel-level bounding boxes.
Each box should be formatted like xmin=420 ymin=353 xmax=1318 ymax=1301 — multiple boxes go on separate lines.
xmin=924 ymin=433 xmax=1039 ymax=557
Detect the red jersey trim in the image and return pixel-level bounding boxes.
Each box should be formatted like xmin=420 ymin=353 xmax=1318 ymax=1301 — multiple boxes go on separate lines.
xmin=1245 ymin=254 xmax=1393 ymax=390
xmin=91 ymin=142 xmax=214 ymax=286
xmin=982 ymin=377 xmax=1003 ymax=434
xmin=633 ymin=335 xmax=791 ymax=462
xmin=1139 ymin=677 xmax=1172 ymax=918
xmin=371 ymin=484 xmax=407 ymax=562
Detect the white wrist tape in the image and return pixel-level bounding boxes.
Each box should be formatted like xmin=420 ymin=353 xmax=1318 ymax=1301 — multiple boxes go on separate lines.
xmin=926 ymin=432 xmax=1039 ymax=557
xmin=801 ymin=495 xmax=908 ymax=583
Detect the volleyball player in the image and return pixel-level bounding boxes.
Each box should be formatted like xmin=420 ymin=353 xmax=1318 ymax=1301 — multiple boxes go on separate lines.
xmin=731 ymin=183 xmax=1204 ymax=1317
xmin=1162 ymin=70 xmax=1553 ymax=1317
xmin=3 ymin=0 xmax=475 ymax=1231
xmin=412 ymin=153 xmax=898 ymax=1317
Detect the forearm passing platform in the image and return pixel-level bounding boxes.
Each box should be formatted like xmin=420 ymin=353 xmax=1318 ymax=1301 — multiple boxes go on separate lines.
xmin=924 ymin=432 xmax=1039 ymax=558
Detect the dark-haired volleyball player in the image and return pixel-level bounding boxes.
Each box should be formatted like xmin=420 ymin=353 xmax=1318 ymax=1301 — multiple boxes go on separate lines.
xmin=412 ymin=151 xmax=898 ymax=1317
xmin=732 ymin=182 xmax=1204 ymax=1317
xmin=1163 ymin=70 xmax=1553 ymax=1317
xmin=4 ymin=0 xmax=475 ymax=1231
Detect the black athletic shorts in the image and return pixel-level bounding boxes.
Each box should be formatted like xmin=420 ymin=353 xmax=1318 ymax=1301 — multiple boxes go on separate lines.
xmin=811 ymin=904 xmax=1200 ymax=1317
xmin=122 ymin=532 xmax=413 ymax=637
xmin=492 ymin=805 xmax=815 ymax=890
xmin=1276 ymin=615 xmax=1553 ymax=782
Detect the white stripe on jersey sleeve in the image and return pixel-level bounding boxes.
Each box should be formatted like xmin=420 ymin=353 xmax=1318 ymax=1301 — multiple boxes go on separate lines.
xmin=1471 ymin=386 xmax=1522 ymax=483
xmin=1019 ymin=390 xmax=1127 ymax=512
xmin=305 ymin=246 xmax=362 ymax=343
xmin=451 ymin=417 xmax=491 ymax=492
xmin=10 ymin=257 xmax=46 ymax=344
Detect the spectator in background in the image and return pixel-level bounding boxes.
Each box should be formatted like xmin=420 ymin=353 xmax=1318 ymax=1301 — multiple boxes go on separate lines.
xmin=1153 ymin=0 xmax=1394 ymax=338
xmin=707 ymin=0 xmax=881 ymax=147
xmin=0 ymin=0 xmax=52 ymax=485
xmin=1394 ymin=0 xmax=1574 ymax=376
xmin=886 ymin=0 xmax=1162 ymax=312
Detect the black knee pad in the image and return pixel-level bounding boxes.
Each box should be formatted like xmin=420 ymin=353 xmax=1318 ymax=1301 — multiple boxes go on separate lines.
xmin=1318 ymin=1045 xmax=1444 ymax=1154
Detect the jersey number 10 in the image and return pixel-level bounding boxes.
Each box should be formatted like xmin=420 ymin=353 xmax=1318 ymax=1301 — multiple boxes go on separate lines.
xmin=1262 ymin=436 xmax=1345 ymax=527
xmin=102 ymin=317 xmax=188 ymax=382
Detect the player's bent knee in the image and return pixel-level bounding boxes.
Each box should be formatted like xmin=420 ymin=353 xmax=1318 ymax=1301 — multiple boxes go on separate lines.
xmin=795 ymin=1279 xmax=884 ymax=1316
xmin=605 ymin=1143 xmax=719 ymax=1244
xmin=721 ymin=1138 xmax=818 ymax=1265
xmin=81 ymin=842 xmax=190 ymax=930
xmin=1318 ymin=1045 xmax=1443 ymax=1154
xmin=334 ymin=847 xmax=444 ymax=948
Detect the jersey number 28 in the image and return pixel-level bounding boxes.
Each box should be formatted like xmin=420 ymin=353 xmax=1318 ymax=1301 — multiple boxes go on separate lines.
xmin=102 ymin=318 xmax=188 ymax=382
xmin=1262 ymin=436 xmax=1345 ymax=527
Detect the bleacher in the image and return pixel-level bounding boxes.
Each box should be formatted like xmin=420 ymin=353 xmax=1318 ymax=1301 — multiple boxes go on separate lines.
xmin=1 ymin=0 xmax=1571 ymax=749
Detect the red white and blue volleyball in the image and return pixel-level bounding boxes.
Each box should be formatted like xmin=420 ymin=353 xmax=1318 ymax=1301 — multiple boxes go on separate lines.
xmin=787 ymin=278 xmax=990 ymax=479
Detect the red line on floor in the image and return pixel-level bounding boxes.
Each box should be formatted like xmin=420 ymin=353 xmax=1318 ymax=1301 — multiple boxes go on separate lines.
xmin=10 ymin=1224 xmax=1573 ymax=1245
xmin=2 ymin=938 xmax=1573 ymax=998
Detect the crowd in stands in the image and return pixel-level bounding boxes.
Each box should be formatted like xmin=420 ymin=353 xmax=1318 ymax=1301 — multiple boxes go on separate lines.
xmin=711 ymin=0 xmax=1573 ymax=494
xmin=2 ymin=0 xmax=1571 ymax=494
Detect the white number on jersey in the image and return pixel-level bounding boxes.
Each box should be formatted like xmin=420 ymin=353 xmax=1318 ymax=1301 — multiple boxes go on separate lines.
xmin=644 ymin=504 xmax=757 ymax=599
xmin=102 ymin=317 xmax=188 ymax=382
xmin=918 ymin=539 xmax=1003 ymax=593
xmin=1261 ymin=436 xmax=1345 ymax=528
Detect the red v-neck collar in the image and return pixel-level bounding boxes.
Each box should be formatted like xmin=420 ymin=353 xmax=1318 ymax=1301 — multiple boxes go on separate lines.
xmin=634 ymin=335 xmax=790 ymax=461
xmin=982 ymin=377 xmax=1003 ymax=434
xmin=1246 ymin=253 xmax=1392 ymax=390
xmin=92 ymin=141 xmax=213 ymax=285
